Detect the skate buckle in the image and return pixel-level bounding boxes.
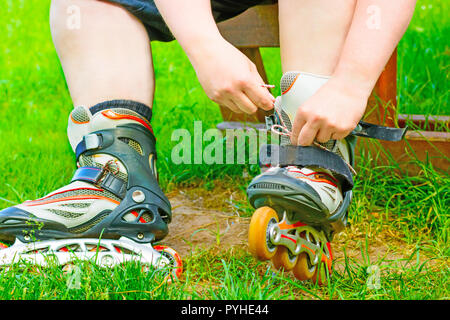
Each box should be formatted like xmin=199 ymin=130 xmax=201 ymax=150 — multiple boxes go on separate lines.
xmin=84 ymin=134 xmax=102 ymax=150
xmin=75 ymin=133 xmax=104 ymax=160
xmin=71 ymin=166 xmax=127 ymax=199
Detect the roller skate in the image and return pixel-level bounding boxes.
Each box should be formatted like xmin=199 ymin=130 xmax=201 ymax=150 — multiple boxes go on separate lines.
xmin=0 ymin=100 xmax=182 ymax=280
xmin=247 ymin=72 xmax=407 ymax=284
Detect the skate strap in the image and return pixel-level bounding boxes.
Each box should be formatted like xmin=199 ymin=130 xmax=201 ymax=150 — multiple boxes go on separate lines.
xmin=260 ymin=144 xmax=354 ymax=192
xmin=266 ymin=115 xmax=407 ymax=141
xmin=71 ymin=167 xmax=127 ymax=199
xmin=351 ymin=121 xmax=408 ymax=141
xmin=75 ymin=125 xmax=156 ymax=161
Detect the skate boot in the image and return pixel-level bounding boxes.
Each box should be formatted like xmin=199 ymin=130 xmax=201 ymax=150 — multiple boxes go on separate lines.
xmin=0 ymin=100 xmax=182 ymax=280
xmin=247 ymin=72 xmax=407 ymax=284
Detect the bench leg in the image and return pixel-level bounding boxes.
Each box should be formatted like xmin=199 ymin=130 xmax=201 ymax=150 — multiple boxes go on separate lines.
xmin=366 ymin=48 xmax=398 ymax=126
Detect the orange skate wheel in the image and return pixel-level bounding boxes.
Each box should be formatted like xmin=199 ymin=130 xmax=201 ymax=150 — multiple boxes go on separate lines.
xmin=292 ymin=252 xmax=316 ymax=281
xmin=248 ymin=207 xmax=279 ymax=261
xmin=0 ymin=242 xmax=8 ymax=249
xmin=154 ymin=245 xmax=183 ymax=283
xmin=271 ymin=246 xmax=298 ymax=271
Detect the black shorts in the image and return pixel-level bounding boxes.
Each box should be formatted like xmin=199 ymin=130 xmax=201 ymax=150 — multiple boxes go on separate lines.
xmin=106 ymin=0 xmax=277 ymax=42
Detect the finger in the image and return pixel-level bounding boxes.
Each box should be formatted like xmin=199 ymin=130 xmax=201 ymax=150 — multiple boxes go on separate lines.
xmin=242 ymin=73 xmax=275 ymax=111
xmin=253 ymin=72 xmax=276 ymax=108
xmin=297 ymin=122 xmax=320 ymax=146
xmin=290 ymin=115 xmax=306 ymax=145
xmin=316 ymin=128 xmax=333 ymax=143
xmin=231 ymin=91 xmax=259 ymax=115
xmin=244 ymin=85 xmax=275 ymax=111
xmin=225 ymin=99 xmax=242 ymax=114
xmin=331 ymin=132 xmax=347 ymax=140
xmin=332 ymin=126 xmax=354 ymax=140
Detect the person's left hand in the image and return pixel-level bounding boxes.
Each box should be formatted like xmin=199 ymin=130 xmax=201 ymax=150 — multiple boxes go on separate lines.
xmin=290 ymin=77 xmax=370 ymax=146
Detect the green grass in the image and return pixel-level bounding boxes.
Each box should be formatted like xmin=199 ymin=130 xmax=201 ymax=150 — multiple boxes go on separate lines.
xmin=0 ymin=243 xmax=447 ymax=300
xmin=0 ymin=0 xmax=448 ymax=300
xmin=398 ymin=2 xmax=450 ymax=116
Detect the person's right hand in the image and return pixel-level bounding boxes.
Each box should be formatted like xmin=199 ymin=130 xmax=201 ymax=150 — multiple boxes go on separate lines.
xmin=189 ymin=38 xmax=275 ymax=114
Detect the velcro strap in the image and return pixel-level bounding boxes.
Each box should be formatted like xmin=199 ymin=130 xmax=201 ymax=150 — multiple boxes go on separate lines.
xmin=265 ymin=116 xmax=408 ymax=142
xmin=71 ymin=166 xmax=103 ymax=183
xmin=75 ymin=134 xmax=103 ymax=160
xmin=351 ymin=121 xmax=408 ymax=141
xmin=71 ymin=167 xmax=127 ymax=199
xmin=260 ymin=144 xmax=354 ymax=192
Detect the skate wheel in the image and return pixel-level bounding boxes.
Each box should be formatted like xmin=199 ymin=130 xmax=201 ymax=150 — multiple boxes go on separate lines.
xmin=292 ymin=253 xmax=316 ymax=281
xmin=154 ymin=245 xmax=183 ymax=283
xmin=271 ymin=246 xmax=297 ymax=271
xmin=0 ymin=242 xmax=8 ymax=249
xmin=248 ymin=207 xmax=279 ymax=261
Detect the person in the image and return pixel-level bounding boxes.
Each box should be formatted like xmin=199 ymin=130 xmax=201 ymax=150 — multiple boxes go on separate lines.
xmin=0 ymin=0 xmax=416 ymax=281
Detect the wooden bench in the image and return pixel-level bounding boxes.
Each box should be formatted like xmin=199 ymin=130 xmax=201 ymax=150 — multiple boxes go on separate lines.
xmin=216 ymin=3 xmax=449 ymax=175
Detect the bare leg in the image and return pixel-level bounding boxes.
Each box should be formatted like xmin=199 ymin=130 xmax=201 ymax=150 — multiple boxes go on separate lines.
xmin=50 ymin=0 xmax=154 ymax=108
xmin=279 ymin=0 xmax=356 ymax=75
xmin=245 ymin=1 xmax=361 ymax=285
xmin=0 ymin=0 xmax=175 ymax=261
xmin=266 ymin=0 xmax=357 ymax=226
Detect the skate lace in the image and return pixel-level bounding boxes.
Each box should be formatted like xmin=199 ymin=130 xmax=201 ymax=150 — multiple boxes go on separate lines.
xmin=94 ymin=159 xmax=122 ymax=186
xmin=103 ymin=159 xmax=120 ymax=175
xmin=270 ymin=108 xmax=357 ymax=176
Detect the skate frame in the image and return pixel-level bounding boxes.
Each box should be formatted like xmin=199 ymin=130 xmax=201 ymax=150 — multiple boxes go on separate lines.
xmin=0 ymin=237 xmax=168 ymax=269
xmin=216 ymin=3 xmax=450 ymax=175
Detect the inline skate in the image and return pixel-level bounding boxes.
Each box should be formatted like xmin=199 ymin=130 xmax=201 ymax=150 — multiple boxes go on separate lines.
xmin=0 ymin=100 xmax=182 ymax=280
xmin=247 ymin=72 xmax=406 ymax=284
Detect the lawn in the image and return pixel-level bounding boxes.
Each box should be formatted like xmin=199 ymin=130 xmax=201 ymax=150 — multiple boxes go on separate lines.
xmin=0 ymin=0 xmax=448 ymax=300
